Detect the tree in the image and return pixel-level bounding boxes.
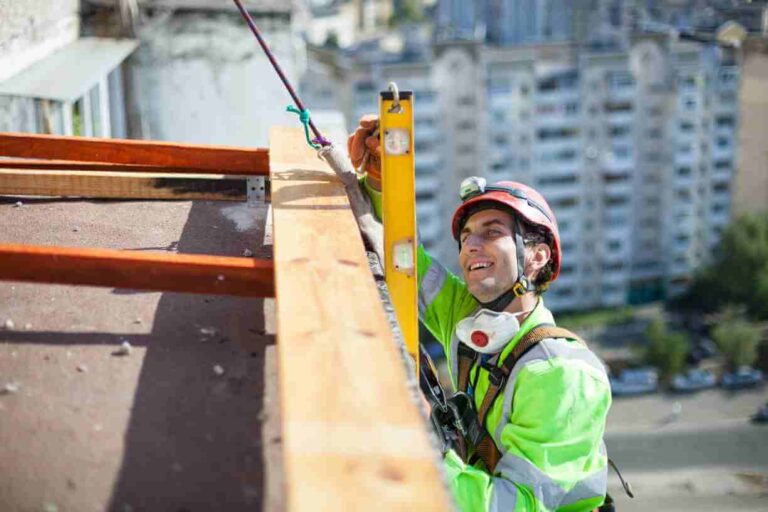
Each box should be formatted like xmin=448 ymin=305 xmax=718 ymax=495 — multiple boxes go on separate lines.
xmin=675 ymin=212 xmax=768 ymax=320
xmin=323 ymin=31 xmax=339 ymax=49
xmin=644 ymin=318 xmax=689 ymax=384
xmin=710 ymin=306 xmax=762 ymax=371
xmin=389 ymin=0 xmax=425 ymax=26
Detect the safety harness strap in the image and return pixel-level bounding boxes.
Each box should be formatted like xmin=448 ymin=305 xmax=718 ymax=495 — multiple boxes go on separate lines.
xmin=455 ymin=324 xmax=585 ymax=473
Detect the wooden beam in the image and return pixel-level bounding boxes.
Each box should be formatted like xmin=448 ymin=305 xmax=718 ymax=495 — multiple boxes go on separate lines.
xmin=0 ymin=157 xmax=264 ymax=176
xmin=0 ymin=243 xmax=274 ymax=297
xmin=0 ymin=132 xmax=269 ymax=175
xmin=269 ymin=127 xmax=449 ymax=511
xmin=0 ymin=169 xmax=246 ymax=201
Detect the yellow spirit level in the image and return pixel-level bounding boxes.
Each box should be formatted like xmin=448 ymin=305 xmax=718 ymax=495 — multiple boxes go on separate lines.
xmin=380 ymin=84 xmax=418 ymax=363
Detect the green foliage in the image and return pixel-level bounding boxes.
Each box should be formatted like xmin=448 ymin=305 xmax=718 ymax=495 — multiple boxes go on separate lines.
xmin=323 ymin=31 xmax=339 ymax=49
xmin=676 ymin=212 xmax=768 ymax=319
xmin=557 ymin=306 xmax=635 ymax=331
xmin=710 ymin=306 xmax=762 ymax=371
xmin=644 ymin=318 xmax=688 ymax=383
xmin=389 ymin=0 xmax=425 ymax=26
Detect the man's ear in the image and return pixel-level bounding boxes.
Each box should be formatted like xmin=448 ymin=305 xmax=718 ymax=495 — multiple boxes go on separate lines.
xmin=526 ymin=242 xmax=551 ymax=278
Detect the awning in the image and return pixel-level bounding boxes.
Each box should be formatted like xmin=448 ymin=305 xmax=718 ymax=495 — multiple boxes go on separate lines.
xmin=0 ymin=38 xmax=138 ymax=102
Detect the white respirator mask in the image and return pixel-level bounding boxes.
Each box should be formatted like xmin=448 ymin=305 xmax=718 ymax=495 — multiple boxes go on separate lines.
xmin=455 ymin=308 xmax=532 ymax=354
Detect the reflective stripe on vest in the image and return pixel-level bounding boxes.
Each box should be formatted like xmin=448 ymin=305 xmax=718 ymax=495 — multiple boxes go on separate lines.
xmin=418 ymin=260 xmax=447 ymax=316
xmin=489 ymin=476 xmax=519 ymax=512
xmin=494 ymin=452 xmax=608 ymax=510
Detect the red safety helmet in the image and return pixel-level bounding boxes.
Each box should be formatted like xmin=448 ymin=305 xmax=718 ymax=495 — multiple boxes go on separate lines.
xmin=451 ymin=177 xmax=562 ymax=281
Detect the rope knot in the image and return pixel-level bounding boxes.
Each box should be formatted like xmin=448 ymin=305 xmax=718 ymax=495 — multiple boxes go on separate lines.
xmin=286 ymin=105 xmax=320 ymax=149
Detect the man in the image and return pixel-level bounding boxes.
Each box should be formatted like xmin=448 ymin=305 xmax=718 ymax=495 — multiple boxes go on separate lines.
xmin=349 ymin=117 xmax=612 ymax=512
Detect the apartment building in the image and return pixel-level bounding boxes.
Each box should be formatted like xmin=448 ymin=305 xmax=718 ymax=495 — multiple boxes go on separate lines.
xmin=303 ymin=2 xmax=742 ymax=311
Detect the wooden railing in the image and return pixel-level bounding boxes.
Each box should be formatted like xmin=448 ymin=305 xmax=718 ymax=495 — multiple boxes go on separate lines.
xmin=0 ymin=128 xmax=451 ymax=510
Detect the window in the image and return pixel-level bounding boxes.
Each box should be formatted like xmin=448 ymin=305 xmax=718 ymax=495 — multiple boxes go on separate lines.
xmin=716 ymin=115 xmax=735 ymax=128
xmin=537 ymin=128 xmax=579 ymax=140
xmin=538 ymin=174 xmax=578 ymax=186
xmin=537 ymin=104 xmax=557 ymax=115
xmin=416 ymin=191 xmax=435 ymax=201
xmin=612 ymin=145 xmax=631 ymax=158
xmin=677 ymin=166 xmax=692 ymax=176
xmin=609 ymin=125 xmax=631 ymax=137
xmin=415 ymin=140 xmax=434 ymax=152
xmin=714 ymin=160 xmax=731 ymax=170
xmin=716 ymin=137 xmax=731 ymax=148
xmin=0 ymin=46 xmax=133 ymax=138
xmin=605 ymin=195 xmax=628 ymax=206
xmin=552 ymin=197 xmax=578 ymax=209
xmin=605 ymin=101 xmax=632 ymax=113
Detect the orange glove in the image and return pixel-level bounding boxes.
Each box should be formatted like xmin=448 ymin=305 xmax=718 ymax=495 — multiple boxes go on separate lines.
xmin=347 ymin=114 xmax=382 ymax=191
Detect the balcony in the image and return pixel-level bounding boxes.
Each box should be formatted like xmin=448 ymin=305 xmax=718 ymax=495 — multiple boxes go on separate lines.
xmin=415 ymin=175 xmax=440 ymax=195
xmin=417 ymin=217 xmax=442 ymax=243
xmin=603 ymin=154 xmax=634 ymax=173
xmin=712 ymin=145 xmax=734 ymax=160
xmin=535 ymin=88 xmax=580 ymax=104
xmin=605 ymin=110 xmax=633 ymax=126
xmin=489 ymin=94 xmax=514 ymax=110
xmin=603 ymin=179 xmax=632 ymax=196
xmin=416 ymin=200 xmax=441 ymax=220
xmin=535 ymin=138 xmax=581 ymax=154
xmin=415 ymin=153 xmax=441 ymax=172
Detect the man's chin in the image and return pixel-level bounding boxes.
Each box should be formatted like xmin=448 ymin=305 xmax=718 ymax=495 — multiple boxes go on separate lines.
xmin=467 ymin=281 xmax=504 ymax=303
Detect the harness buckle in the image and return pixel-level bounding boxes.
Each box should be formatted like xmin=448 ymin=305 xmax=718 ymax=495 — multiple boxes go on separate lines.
xmin=486 ymin=365 xmax=507 ymax=388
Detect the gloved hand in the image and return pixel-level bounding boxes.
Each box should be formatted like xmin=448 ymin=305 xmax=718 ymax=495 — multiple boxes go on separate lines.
xmin=347 ymin=114 xmax=382 ymax=191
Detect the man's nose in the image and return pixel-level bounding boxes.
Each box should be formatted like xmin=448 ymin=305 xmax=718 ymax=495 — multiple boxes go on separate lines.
xmin=462 ymin=233 xmax=483 ymax=251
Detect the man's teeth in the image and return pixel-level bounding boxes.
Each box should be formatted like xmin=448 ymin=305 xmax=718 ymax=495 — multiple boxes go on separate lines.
xmin=470 ymin=262 xmax=492 ymax=271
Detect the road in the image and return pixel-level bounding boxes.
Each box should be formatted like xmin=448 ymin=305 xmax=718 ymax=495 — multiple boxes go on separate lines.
xmin=605 ymin=388 xmax=768 ymax=511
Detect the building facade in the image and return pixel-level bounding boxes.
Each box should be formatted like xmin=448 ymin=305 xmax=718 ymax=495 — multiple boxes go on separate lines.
xmin=303 ymin=2 xmax=743 ymax=312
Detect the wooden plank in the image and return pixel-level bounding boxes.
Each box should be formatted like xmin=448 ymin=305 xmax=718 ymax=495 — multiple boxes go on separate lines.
xmin=0 ymin=158 xmax=264 ymax=176
xmin=269 ymin=127 xmax=449 ymax=511
xmin=0 ymin=243 xmax=274 ymax=297
xmin=0 ymin=132 xmax=269 ymax=175
xmin=0 ymin=169 xmax=246 ymax=201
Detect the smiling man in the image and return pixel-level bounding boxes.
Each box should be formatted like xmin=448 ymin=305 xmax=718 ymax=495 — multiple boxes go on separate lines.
xmin=349 ymin=119 xmax=612 ymax=512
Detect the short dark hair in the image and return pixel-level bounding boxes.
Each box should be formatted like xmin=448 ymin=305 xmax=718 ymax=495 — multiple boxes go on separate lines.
xmin=521 ymin=222 xmax=555 ymax=295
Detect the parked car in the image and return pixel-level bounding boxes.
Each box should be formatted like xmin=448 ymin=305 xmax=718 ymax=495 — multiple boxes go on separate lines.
xmin=721 ymin=366 xmax=764 ymax=390
xmin=610 ymin=367 xmax=659 ymax=396
xmin=687 ymin=337 xmax=719 ymax=364
xmin=751 ymin=403 xmax=768 ymax=424
xmin=671 ymin=368 xmax=717 ymax=393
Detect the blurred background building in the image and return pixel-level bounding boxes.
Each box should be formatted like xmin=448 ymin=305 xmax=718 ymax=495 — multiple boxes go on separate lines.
xmin=302 ymin=0 xmax=767 ymax=312
xmin=1 ymin=0 xmax=766 ymax=312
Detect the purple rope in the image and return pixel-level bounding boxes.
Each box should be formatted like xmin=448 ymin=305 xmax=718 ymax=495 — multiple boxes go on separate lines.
xmin=232 ymin=0 xmax=331 ymax=147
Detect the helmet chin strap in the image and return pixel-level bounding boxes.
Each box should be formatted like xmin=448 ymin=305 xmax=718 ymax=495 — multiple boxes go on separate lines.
xmin=478 ymin=217 xmax=535 ymax=313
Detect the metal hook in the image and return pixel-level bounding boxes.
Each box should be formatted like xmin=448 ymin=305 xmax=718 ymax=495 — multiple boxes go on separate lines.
xmin=388 ymin=82 xmax=403 ymax=114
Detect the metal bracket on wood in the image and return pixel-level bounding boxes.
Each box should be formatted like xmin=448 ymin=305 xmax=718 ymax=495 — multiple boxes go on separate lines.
xmin=247 ymin=176 xmax=267 ymax=203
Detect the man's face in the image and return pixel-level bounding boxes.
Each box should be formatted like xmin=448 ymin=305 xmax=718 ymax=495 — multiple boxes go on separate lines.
xmin=458 ymin=208 xmax=518 ymax=303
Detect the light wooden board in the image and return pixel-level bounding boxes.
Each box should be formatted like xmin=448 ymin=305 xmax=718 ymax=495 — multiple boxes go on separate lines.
xmin=269 ymin=127 xmax=449 ymax=511
xmin=0 ymin=169 xmax=246 ymax=201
